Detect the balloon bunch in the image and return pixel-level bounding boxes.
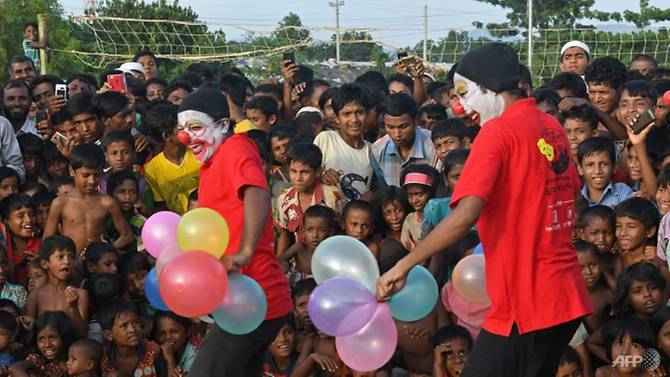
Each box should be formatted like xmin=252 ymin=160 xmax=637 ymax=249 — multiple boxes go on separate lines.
xmin=452 ymin=244 xmax=489 ymax=304
xmin=141 ymin=209 xmax=267 ymax=334
xmin=308 ymin=236 xmax=438 ymax=372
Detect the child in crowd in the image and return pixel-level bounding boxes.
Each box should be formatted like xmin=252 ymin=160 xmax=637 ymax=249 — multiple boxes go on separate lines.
xmin=11 ymin=311 xmax=74 ymax=377
xmin=578 ymin=205 xmax=617 ymax=281
xmin=275 ymin=143 xmax=345 ymax=256
xmin=560 ymin=104 xmax=599 ymax=164
xmin=613 ymin=198 xmax=659 ymax=272
xmin=101 ymin=130 xmax=136 ymax=178
xmin=555 ymin=347 xmax=583 ymax=377
xmin=651 ymin=307 xmax=670 ymax=370
xmin=280 ymin=205 xmax=337 ymax=287
xmin=594 ymin=317 xmax=659 ymax=376
xmin=41 ymin=143 xmax=70 ymax=185
xmin=107 ymin=171 xmax=148 ymax=252
xmin=16 ymin=133 xmax=44 ymax=182
xmin=575 ymin=241 xmax=613 ymax=333
xmin=100 ymin=300 xmax=173 ymax=376
xmin=245 ymin=95 xmax=279 ymax=132
xmin=0 ymin=168 xmax=19 ymax=202
xmin=32 ymin=190 xmax=54 ymax=234
xmin=625 ymin=116 xmax=657 ymax=197
xmin=84 ymin=242 xmax=119 ymax=278
xmin=27 ymin=236 xmax=90 ymax=338
xmin=66 ymin=338 xmax=102 ymax=377
xmin=656 ymin=167 xmax=670 ymax=267
xmin=432 ymin=325 xmax=473 ymax=377
xmin=437 ymin=148 xmax=469 ymax=199
xmin=27 ymin=259 xmax=47 ymax=292
xmin=263 ymin=314 xmax=298 ymax=377
xmin=0 ymin=246 xmax=28 ymax=310
xmin=268 ymin=124 xmax=296 ymax=203
xmin=418 ymin=104 xmax=447 ymax=130
xmin=0 ymin=194 xmax=41 ymax=284
xmin=0 ymin=311 xmax=16 ymax=367
xmin=119 ymin=253 xmax=153 ymax=319
xmin=43 ymin=143 xmax=133 ymax=255
xmin=291 ymin=279 xmax=316 ymax=351
xmin=341 ymin=200 xmax=379 ymax=257
xmin=52 ymin=176 xmax=75 ymax=197
xmin=578 ymin=137 xmax=634 ymax=207
xmin=153 ymin=311 xmax=200 ymax=374
xmin=612 ymin=262 xmax=665 ymax=320
xmin=144 ymin=102 xmax=200 ymax=215
xmin=400 ymin=164 xmax=440 ymax=251
xmin=372 ymin=186 xmax=412 ymax=243
xmin=431 ymin=119 xmax=470 ymax=171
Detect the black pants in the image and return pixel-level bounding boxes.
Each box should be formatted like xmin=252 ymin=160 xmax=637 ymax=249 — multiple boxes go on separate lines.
xmin=461 ymin=319 xmax=581 ymax=377
xmin=189 ymin=315 xmax=288 ymax=377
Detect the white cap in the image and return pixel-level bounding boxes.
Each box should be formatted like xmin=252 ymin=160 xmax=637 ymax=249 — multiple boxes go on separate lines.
xmin=295 ymin=106 xmax=324 ymax=120
xmin=117 ymin=62 xmax=145 ymax=75
xmin=560 ymin=40 xmax=590 ymax=57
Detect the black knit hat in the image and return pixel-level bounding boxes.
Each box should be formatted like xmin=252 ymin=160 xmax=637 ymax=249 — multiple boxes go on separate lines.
xmin=178 ymin=88 xmax=230 ymax=120
xmin=455 ymin=43 xmax=520 ymax=93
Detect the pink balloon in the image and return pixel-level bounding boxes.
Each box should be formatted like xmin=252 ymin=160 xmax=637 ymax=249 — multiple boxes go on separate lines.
xmin=156 ymin=244 xmax=181 ymax=274
xmin=336 ymin=303 xmax=397 ymax=372
xmin=452 ymin=254 xmax=489 ymax=304
xmin=142 ymin=211 xmax=180 ymax=258
xmin=159 ymin=251 xmax=228 ymax=317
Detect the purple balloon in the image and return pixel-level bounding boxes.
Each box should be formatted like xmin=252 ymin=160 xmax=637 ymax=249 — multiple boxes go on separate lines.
xmin=142 ymin=211 xmax=180 ymax=259
xmin=308 ymin=277 xmax=377 ymax=337
xmin=336 ymin=303 xmax=398 ymax=372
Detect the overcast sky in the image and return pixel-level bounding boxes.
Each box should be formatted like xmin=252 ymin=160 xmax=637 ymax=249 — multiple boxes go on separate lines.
xmin=59 ymin=0 xmax=669 ymax=47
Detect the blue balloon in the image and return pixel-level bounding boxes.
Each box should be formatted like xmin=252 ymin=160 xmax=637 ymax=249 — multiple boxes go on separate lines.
xmin=388 ymin=265 xmax=438 ymax=321
xmin=212 ymin=274 xmax=267 ymax=335
xmin=145 ymin=268 xmax=169 ymax=311
xmin=473 ymin=243 xmax=484 ymax=254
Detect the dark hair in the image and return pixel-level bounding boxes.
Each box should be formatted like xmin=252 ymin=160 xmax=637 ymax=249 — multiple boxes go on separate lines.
xmin=0 ymin=310 xmax=17 ymax=333
xmin=133 ymin=50 xmax=157 ymax=66
xmin=24 ymin=22 xmax=38 ymax=30
xmin=246 ymin=130 xmax=270 ymax=164
xmin=66 ymin=74 xmax=98 ymax=89
xmin=32 ymin=189 xmax=55 ymax=207
xmin=126 ymin=77 xmax=146 ymax=101
xmin=7 ymin=56 xmax=35 ymax=75
xmin=574 ymin=240 xmax=599 ymax=255
xmin=631 ymin=54 xmax=657 ymax=68
xmin=87 ymin=273 xmax=124 ymax=310
xmin=51 ymin=108 xmax=72 ymax=127
xmin=98 ymin=299 xmax=140 ymax=331
xmin=41 ymin=142 xmax=67 ymax=170
xmin=651 ymin=307 xmax=670 ymax=336
xmin=658 ymin=166 xmax=670 ymax=189
xmin=17 ymin=133 xmax=43 ymax=156
xmin=653 ymin=68 xmax=670 ymax=80
xmin=387 ymin=73 xmax=413 ymax=94
xmin=50 ymin=175 xmax=74 ymax=193
xmin=292 ymin=65 xmax=314 ymax=86
xmin=432 ymin=325 xmax=473 ymax=349
xmin=342 ymin=200 xmax=376 ymax=223
xmin=69 ymin=143 xmax=105 ymax=170
xmin=301 ymin=79 xmax=330 ymax=101
xmin=220 ymin=73 xmax=248 ymax=108
xmin=165 ymin=80 xmax=192 ymax=98
xmin=188 ymin=189 xmax=198 ymax=204
xmin=331 ymin=84 xmax=371 ymax=115
xmin=559 ymin=104 xmax=599 ymax=131
xmin=380 ymin=93 xmax=419 ymax=119
xmin=143 ymin=100 xmax=177 ymax=142
xmin=178 ymin=72 xmax=203 ymax=89
xmin=31 ymin=75 xmax=63 ymax=93
xmin=39 ymin=235 xmax=76 ymax=260
xmin=401 ymin=163 xmax=440 ymax=195
xmin=33 ymin=311 xmax=75 ymax=354
xmin=355 ymin=71 xmax=389 ymax=99
xmin=602 ymin=316 xmax=656 ymax=359
xmin=0 ymin=167 xmax=19 ymax=186
xmin=91 ymin=90 xmax=130 ymax=121
xmin=1 ymin=79 xmax=31 ymax=101
xmin=612 ymin=262 xmax=666 ymax=317
xmin=372 ymin=186 xmax=412 ymax=236
xmin=621 ymin=79 xmax=658 ymax=104
xmin=0 ymin=193 xmax=35 ymax=220
xmin=377 ymin=239 xmax=409 ymax=274
xmin=293 ymin=112 xmax=323 ymax=136
xmin=254 ymin=83 xmax=283 ymax=102
xmin=419 ymin=104 xmax=447 ymax=121
xmin=145 ymin=77 xmax=167 ymax=89
xmin=291 ymin=278 xmax=317 ymax=299
xmin=614 ymin=197 xmax=659 ymax=232
xmin=585 ymin=57 xmax=628 ymax=90
xmin=244 ymin=95 xmax=278 ymax=118
xmin=106 ymin=170 xmax=138 ymax=197
xmin=70 ymin=339 xmax=103 ymax=369
xmin=577 ymin=136 xmax=615 ymax=165
xmin=443 ymin=149 xmax=470 ymax=175
xmin=518 ymin=64 xmax=533 ymax=91
xmin=186 ymin=63 xmax=214 ymax=82
xmin=558 ymin=346 xmax=581 ymax=368
xmin=318 ymin=87 xmax=338 ymax=110
xmin=85 ymin=242 xmax=119 ymax=267
xmin=287 ymin=143 xmax=322 ymax=170
xmin=101 ymin=130 xmax=134 ymax=152
xmin=303 ymin=205 xmax=338 ymax=230
xmin=549 ymin=72 xmax=588 ymax=99
xmin=0 ymin=299 xmax=19 ymax=315
xmin=532 ymin=87 xmax=561 ymax=107
xmin=66 ymin=92 xmax=95 ymax=118
xmin=119 ymin=252 xmax=151 ymax=279
xmin=152 ymin=311 xmax=191 ymax=341
xmin=431 ymin=118 xmax=467 ymax=142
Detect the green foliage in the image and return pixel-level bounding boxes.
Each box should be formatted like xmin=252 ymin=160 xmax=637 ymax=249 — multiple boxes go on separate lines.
xmin=473 ymin=0 xmax=597 ymax=28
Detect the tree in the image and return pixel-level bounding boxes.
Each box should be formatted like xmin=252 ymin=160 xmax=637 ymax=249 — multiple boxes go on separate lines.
xmin=272 ymin=12 xmax=310 ymax=44
xmin=589 ymin=0 xmax=670 ymax=28
xmin=472 ymin=0 xmax=598 ymax=28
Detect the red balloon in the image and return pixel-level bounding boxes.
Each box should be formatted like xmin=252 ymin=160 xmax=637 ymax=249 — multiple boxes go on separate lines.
xmin=177 ymin=130 xmax=191 ymax=145
xmin=663 ymin=90 xmax=670 ymax=107
xmin=159 ymin=251 xmax=228 ymax=317
xmin=452 ymin=101 xmax=465 ymax=116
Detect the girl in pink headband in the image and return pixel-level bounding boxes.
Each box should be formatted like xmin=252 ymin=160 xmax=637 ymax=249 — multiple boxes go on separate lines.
xmin=400 ymin=164 xmax=440 ymax=252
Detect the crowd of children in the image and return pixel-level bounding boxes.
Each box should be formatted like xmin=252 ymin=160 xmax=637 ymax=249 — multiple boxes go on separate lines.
xmin=2 ymin=23 xmax=670 ymax=375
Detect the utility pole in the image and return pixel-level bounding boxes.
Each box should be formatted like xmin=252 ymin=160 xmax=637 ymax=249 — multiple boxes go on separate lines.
xmin=329 ymin=0 xmax=344 ymax=63
xmin=423 ymin=4 xmax=428 ymax=61
xmin=528 ymin=0 xmax=533 ymax=69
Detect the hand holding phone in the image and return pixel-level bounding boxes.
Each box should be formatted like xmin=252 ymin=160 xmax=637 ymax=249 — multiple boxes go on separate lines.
xmin=107 ymin=74 xmax=128 ymax=93
xmin=55 ymin=84 xmax=67 ymax=99
xmin=632 ymin=109 xmax=656 ymax=134
xmin=282 ymin=51 xmax=295 ymax=65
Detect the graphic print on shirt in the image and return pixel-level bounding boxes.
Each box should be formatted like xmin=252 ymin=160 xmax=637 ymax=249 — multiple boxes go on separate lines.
xmin=340 ymin=173 xmax=369 ymax=200
xmin=539 ymin=128 xmax=576 ymax=233
xmin=538 ymin=128 xmax=570 ymax=175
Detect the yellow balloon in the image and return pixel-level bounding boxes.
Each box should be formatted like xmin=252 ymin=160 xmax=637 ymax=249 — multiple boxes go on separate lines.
xmin=177 ymin=208 xmax=230 ymax=258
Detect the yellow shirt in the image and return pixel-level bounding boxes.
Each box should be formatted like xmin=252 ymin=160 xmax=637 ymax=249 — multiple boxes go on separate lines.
xmin=144 ymin=150 xmax=201 ymax=214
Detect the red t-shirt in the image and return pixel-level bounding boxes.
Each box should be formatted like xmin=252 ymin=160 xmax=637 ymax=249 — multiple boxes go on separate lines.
xmin=451 ymin=98 xmax=592 ymax=336
xmin=198 ymin=134 xmax=291 ymax=320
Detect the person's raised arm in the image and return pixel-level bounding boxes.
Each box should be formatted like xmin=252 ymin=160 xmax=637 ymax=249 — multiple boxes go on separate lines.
xmin=377 ymin=195 xmax=484 ymax=300
xmin=280 ymin=60 xmax=299 ymax=121
xmin=627 ymin=114 xmax=657 ymax=197
xmin=103 ymin=196 xmax=134 ymax=250
xmin=43 ymin=197 xmax=64 ymax=239
xmin=223 ymin=186 xmax=270 ymax=271
xmin=559 ymin=97 xmax=627 ymax=140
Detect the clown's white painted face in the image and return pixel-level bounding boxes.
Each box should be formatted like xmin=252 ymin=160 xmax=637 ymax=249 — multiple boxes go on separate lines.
xmin=177 ymin=110 xmax=229 ymax=162
xmin=453 ymin=73 xmax=506 ymax=126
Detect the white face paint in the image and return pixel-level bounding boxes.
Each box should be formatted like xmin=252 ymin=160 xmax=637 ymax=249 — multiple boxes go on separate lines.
xmin=177 ymin=110 xmax=230 ymax=162
xmin=453 ymin=73 xmax=506 ymax=125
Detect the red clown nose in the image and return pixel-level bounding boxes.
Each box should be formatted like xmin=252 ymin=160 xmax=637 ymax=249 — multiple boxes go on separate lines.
xmin=177 ymin=130 xmax=191 ymax=145
xmin=664 ymin=90 xmax=670 ymax=107
xmin=451 ymin=102 xmax=465 ymax=116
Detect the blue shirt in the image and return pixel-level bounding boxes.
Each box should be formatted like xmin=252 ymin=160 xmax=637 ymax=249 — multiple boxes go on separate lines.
xmin=581 ymin=182 xmax=634 ymax=208
xmin=22 ymin=38 xmax=39 ymax=70
xmin=371 ymin=127 xmax=437 ymax=187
